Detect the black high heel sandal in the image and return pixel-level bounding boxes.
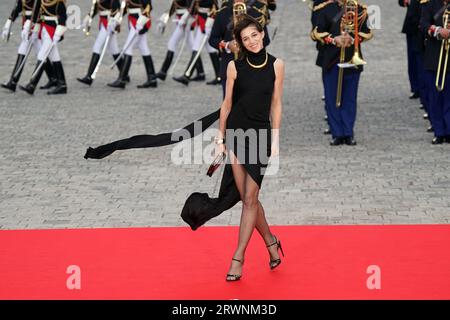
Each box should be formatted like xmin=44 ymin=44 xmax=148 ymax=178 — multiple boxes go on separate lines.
xmin=226 ymin=258 xmax=244 ymax=281
xmin=266 ymin=236 xmax=285 ymax=270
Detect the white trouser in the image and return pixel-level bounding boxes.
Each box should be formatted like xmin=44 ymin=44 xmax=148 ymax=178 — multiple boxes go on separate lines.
xmin=37 ymin=27 xmax=61 ymax=62
xmin=191 ymin=25 xmax=216 ymax=53
xmin=18 ymin=37 xmax=42 ymax=56
xmin=124 ymin=22 xmax=151 ymax=56
xmin=167 ymin=20 xmax=193 ymax=52
xmin=92 ymin=24 xmax=120 ymax=55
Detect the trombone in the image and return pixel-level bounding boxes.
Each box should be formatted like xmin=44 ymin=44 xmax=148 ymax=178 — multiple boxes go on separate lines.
xmin=336 ymin=0 xmax=367 ymax=107
xmin=436 ymin=7 xmax=450 ymax=92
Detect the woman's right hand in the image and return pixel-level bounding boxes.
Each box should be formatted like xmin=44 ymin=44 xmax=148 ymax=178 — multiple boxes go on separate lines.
xmin=215 ymin=142 xmax=226 ymax=159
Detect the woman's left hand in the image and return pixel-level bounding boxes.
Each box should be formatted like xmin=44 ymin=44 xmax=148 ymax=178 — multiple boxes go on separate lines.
xmin=271 ymin=142 xmax=279 ymax=157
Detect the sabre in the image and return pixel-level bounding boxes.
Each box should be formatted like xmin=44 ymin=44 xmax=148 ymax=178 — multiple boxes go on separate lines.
xmin=13 ymin=40 xmax=33 ymax=78
xmin=184 ymin=17 xmax=215 ymax=78
xmin=185 ymin=34 xmax=208 ymax=77
xmin=170 ymin=12 xmax=192 ymax=75
xmin=30 ymin=42 xmax=55 ymax=79
xmin=109 ymin=32 xmax=138 ymax=69
xmin=94 ymin=0 xmax=126 ymax=75
xmin=5 ymin=24 xmax=12 ymax=42
xmin=170 ymin=25 xmax=189 ymax=75
xmin=91 ymin=34 xmax=111 ymax=80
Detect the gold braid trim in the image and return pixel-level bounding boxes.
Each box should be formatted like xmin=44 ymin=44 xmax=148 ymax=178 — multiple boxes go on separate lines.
xmin=313 ymin=0 xmax=333 ymax=12
xmin=312 ymin=26 xmax=330 ymax=44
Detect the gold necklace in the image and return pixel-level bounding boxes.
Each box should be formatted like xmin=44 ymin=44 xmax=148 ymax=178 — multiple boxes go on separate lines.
xmin=246 ymin=52 xmax=268 ymax=69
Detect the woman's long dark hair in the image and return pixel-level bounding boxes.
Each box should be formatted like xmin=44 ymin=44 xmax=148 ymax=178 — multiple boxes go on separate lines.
xmin=232 ymin=14 xmax=264 ymax=59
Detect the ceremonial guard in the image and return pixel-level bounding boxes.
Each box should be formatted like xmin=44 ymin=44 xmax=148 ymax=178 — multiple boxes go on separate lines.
xmin=420 ymin=0 xmax=450 ymax=144
xmin=1 ymin=0 xmax=56 ymax=92
xmin=313 ymin=0 xmax=373 ymax=146
xmin=399 ymin=0 xmax=426 ymax=99
xmin=209 ymin=0 xmax=275 ymax=96
xmin=77 ymin=0 xmax=125 ymax=86
xmin=173 ymin=0 xmax=221 ymax=86
xmin=155 ymin=0 xmax=194 ymax=81
xmin=310 ymin=0 xmax=331 ymax=135
xmin=108 ymin=0 xmax=157 ymax=89
xmin=19 ymin=0 xmax=68 ymax=95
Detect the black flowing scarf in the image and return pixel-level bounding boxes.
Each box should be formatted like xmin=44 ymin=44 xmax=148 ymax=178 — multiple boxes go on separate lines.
xmin=84 ymin=109 xmax=241 ymax=231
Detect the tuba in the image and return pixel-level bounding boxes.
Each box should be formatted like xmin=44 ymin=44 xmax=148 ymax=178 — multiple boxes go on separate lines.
xmin=233 ymin=1 xmax=247 ymax=20
xmin=336 ymin=0 xmax=367 ymax=107
xmin=232 ymin=1 xmax=247 ymax=59
xmin=436 ymin=6 xmax=450 ymax=92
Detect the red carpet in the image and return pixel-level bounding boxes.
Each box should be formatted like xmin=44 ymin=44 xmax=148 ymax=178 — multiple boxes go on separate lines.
xmin=0 ymin=225 xmax=449 ymax=300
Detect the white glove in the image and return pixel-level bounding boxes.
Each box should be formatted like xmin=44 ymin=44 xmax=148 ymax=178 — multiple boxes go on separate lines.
xmin=178 ymin=11 xmax=189 ymax=27
xmin=53 ymin=25 xmax=67 ymax=43
xmin=157 ymin=12 xmax=169 ymax=34
xmin=21 ymin=19 xmax=31 ymax=41
xmin=31 ymin=23 xmax=40 ymax=40
xmin=2 ymin=19 xmax=12 ymax=41
xmin=136 ymin=15 xmax=150 ymax=31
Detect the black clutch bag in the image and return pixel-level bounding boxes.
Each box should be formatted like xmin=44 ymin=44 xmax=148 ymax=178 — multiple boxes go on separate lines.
xmin=207 ymin=152 xmax=226 ymax=177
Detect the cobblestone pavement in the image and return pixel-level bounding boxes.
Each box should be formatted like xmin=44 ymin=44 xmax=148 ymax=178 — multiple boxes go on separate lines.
xmin=0 ymin=0 xmax=449 ymax=230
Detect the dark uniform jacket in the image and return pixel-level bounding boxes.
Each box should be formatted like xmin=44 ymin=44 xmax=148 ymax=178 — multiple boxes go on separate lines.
xmin=313 ymin=0 xmax=372 ymax=73
xmin=420 ymin=0 xmax=450 ymax=72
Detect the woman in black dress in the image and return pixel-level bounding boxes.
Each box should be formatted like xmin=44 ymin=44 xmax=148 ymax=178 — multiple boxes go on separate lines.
xmin=214 ymin=15 xmax=285 ymax=281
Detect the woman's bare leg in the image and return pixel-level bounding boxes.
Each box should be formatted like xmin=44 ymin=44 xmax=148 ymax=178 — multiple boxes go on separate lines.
xmin=226 ymin=151 xmax=258 ymax=278
xmin=256 ymin=202 xmax=280 ymax=262
xmin=228 ymin=152 xmax=274 ymax=246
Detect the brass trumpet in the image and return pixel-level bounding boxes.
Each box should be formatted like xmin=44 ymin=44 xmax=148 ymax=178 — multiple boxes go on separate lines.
xmin=336 ymin=0 xmax=367 ymax=107
xmin=436 ymin=7 xmax=450 ymax=92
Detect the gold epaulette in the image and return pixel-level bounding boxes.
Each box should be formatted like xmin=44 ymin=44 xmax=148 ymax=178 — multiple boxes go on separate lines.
xmin=420 ymin=0 xmax=430 ymax=4
xmin=143 ymin=4 xmax=151 ymax=16
xmin=313 ymin=0 xmax=333 ymax=12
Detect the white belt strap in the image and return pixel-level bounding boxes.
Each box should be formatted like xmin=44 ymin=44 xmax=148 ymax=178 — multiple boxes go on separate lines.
xmin=42 ymin=16 xmax=58 ymax=22
xmin=197 ymin=7 xmax=211 ymax=14
xmin=128 ymin=8 xmax=142 ymax=14
xmin=24 ymin=10 xmax=33 ymax=15
xmin=99 ymin=10 xmax=111 ymax=17
xmin=176 ymin=9 xmax=187 ymax=15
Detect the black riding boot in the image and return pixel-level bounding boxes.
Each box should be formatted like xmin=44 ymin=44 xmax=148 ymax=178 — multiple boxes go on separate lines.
xmin=173 ymin=51 xmax=199 ymax=86
xmin=108 ymin=54 xmax=132 ymax=89
xmin=19 ymin=60 xmax=45 ymax=95
xmin=40 ymin=59 xmax=58 ymax=89
xmin=113 ymin=54 xmax=130 ymax=83
xmin=1 ymin=54 xmax=25 ymax=92
xmin=191 ymin=55 xmax=205 ymax=81
xmin=77 ymin=53 xmax=100 ymax=86
xmin=206 ymin=52 xmax=221 ymax=85
xmin=156 ymin=50 xmax=174 ymax=81
xmin=137 ymin=55 xmax=157 ymax=88
xmin=47 ymin=61 xmax=67 ymax=95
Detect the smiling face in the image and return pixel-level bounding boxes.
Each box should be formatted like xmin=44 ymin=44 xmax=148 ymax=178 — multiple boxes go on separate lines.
xmin=240 ymin=25 xmax=265 ymax=54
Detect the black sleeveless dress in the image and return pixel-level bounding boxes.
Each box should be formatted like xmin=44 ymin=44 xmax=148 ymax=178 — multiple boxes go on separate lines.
xmin=226 ymin=48 xmax=276 ymax=188
xmin=83 ymin=48 xmax=278 ymax=230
